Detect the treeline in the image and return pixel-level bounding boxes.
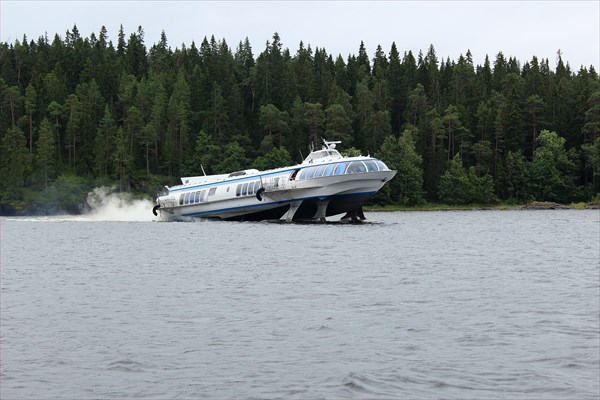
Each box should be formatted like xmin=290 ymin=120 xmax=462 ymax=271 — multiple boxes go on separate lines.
xmin=1 ymin=25 xmax=599 ymax=213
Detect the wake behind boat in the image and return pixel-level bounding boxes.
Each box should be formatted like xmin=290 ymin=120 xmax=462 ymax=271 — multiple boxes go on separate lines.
xmin=153 ymin=140 xmax=397 ymax=222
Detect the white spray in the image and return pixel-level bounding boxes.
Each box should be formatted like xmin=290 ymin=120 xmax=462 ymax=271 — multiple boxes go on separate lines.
xmin=82 ymin=187 xmax=157 ymax=222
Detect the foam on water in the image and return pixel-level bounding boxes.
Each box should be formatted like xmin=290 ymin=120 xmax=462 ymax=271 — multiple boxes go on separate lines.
xmin=1 ymin=187 xmax=158 ymax=222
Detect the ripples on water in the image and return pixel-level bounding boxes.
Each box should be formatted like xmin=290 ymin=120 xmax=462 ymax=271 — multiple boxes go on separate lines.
xmin=1 ymin=210 xmax=599 ymax=399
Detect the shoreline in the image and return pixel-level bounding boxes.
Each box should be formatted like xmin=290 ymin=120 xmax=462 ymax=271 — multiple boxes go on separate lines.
xmin=365 ymin=201 xmax=600 ymax=212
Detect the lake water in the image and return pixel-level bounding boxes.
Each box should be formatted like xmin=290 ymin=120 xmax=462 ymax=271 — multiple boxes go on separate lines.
xmin=1 ymin=207 xmax=599 ymax=399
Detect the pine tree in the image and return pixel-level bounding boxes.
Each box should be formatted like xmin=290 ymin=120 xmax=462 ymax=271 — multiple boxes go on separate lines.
xmin=65 ymin=93 xmax=81 ymax=172
xmin=94 ymin=105 xmax=116 ymax=178
xmin=24 ymin=83 xmax=37 ymax=156
xmin=303 ymin=102 xmax=324 ymax=147
xmin=388 ymin=42 xmax=404 ymax=134
xmin=166 ymin=70 xmax=191 ymax=175
xmin=4 ymin=85 xmax=21 ymax=127
xmin=1 ymin=126 xmax=28 ymax=195
xmin=525 ymin=94 xmax=546 ymax=154
xmin=443 ymin=104 xmax=471 ymax=161
xmin=149 ymin=75 xmax=167 ymax=171
xmin=36 ymin=117 xmax=55 ymax=192
xmin=46 ymin=100 xmax=63 ymax=166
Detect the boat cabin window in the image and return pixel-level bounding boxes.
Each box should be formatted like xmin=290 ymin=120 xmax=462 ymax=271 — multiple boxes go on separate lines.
xmin=333 ymin=162 xmax=348 ymax=175
xmin=304 ymin=148 xmax=342 ymax=164
xmin=324 ymin=164 xmax=335 ymax=177
xmin=295 ymin=160 xmax=368 ymax=181
xmin=305 ymin=167 xmax=317 ymax=179
xmin=194 ymin=191 xmax=201 ymax=203
xmin=315 ymin=165 xmax=327 ymax=177
xmin=179 ymin=193 xmax=184 ymax=205
xmin=298 ymin=169 xmax=308 ymax=180
xmin=346 ymin=161 xmax=367 ymax=174
xmin=375 ymin=160 xmax=388 ymax=171
xmin=306 ymin=150 xmax=326 ymax=163
xmin=364 ymin=160 xmax=379 ymax=172
xmin=200 ymin=190 xmax=206 ymax=202
xmin=235 ymin=181 xmax=261 ymax=196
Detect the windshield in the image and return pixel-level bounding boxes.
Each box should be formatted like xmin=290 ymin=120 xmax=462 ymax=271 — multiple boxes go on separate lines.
xmin=303 ymin=149 xmax=342 ymax=164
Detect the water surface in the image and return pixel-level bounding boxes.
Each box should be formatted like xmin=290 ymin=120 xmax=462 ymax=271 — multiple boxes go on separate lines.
xmin=1 ymin=210 xmax=599 ymax=399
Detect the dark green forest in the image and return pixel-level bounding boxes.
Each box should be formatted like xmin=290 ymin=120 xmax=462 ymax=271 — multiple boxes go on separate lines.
xmin=1 ymin=25 xmax=599 ymax=214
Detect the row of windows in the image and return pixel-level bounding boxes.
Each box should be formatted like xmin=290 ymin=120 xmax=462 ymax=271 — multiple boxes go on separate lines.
xmin=236 ymin=181 xmax=261 ymax=197
xmin=295 ymin=160 xmax=388 ymax=181
xmin=176 ymin=159 xmax=387 ymax=205
xmin=180 ymin=187 xmax=216 ymax=205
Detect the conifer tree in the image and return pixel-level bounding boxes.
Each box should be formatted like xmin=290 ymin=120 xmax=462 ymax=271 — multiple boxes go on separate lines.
xmin=24 ymin=83 xmax=37 ymax=156
xmin=303 ymin=102 xmax=324 ymax=147
xmin=94 ymin=105 xmax=116 ymax=177
xmin=1 ymin=126 xmax=28 ymax=195
xmin=65 ymin=93 xmax=81 ymax=172
xmin=46 ymin=100 xmax=63 ymax=166
xmin=36 ymin=117 xmax=55 ymax=192
xmin=259 ymin=103 xmax=289 ymax=146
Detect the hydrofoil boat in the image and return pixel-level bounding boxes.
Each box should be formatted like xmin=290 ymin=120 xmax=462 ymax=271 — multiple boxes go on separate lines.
xmin=153 ymin=140 xmax=397 ymax=222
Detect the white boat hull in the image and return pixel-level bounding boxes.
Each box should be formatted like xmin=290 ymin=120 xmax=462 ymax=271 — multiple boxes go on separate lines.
xmin=158 ymin=170 xmax=396 ymax=221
